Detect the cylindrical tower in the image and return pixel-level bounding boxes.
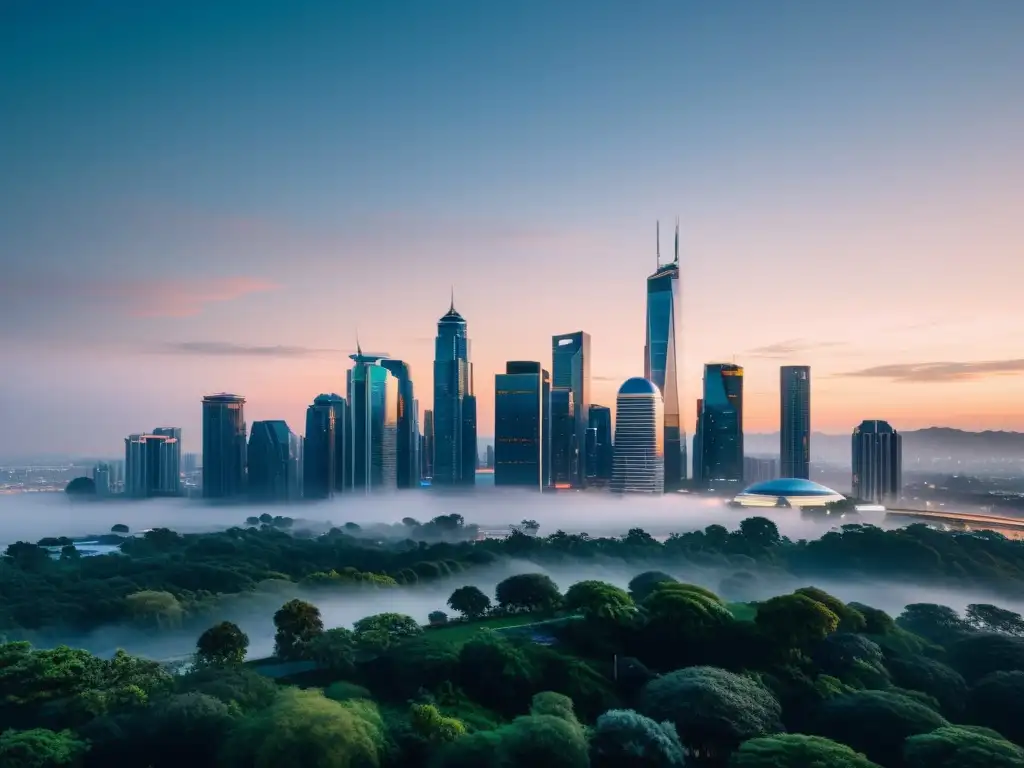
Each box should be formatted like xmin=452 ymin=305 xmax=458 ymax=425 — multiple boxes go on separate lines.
xmin=611 ymin=377 xmax=664 ymax=495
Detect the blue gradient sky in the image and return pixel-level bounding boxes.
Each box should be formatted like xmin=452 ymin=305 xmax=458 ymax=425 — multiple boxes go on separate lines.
xmin=2 ymin=0 xmax=1023 ymax=458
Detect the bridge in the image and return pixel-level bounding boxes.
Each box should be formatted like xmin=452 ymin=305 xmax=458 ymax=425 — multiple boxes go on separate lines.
xmin=885 ymin=507 xmax=1024 ymax=539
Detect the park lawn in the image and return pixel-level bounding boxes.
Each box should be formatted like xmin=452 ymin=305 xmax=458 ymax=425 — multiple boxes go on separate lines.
xmin=423 ymin=615 xmax=541 ymax=645
xmin=727 ymin=601 xmax=758 ymax=621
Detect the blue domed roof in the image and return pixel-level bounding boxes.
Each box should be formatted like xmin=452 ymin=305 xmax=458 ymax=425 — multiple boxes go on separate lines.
xmin=618 ymin=377 xmax=658 ymax=396
xmin=740 ymin=478 xmax=842 ymax=497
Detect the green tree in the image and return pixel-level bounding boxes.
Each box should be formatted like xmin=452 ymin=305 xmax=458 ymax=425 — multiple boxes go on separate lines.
xmin=221 ymin=688 xmax=384 ymax=768
xmin=564 ymin=580 xmax=635 ymax=622
xmin=428 ymin=610 xmax=449 ymax=626
xmin=755 ymin=594 xmax=839 ymax=651
xmin=949 ymin=633 xmax=1024 ymax=682
xmin=495 ymin=573 xmax=561 ymax=613
xmin=848 ymin=602 xmax=896 ymax=635
xmin=110 ymin=524 xmax=129 ymax=533
xmin=967 ymin=670 xmax=1024 ymax=745
xmin=811 ymin=690 xmax=948 ymax=768
xmin=308 ymin=628 xmax=357 ymax=676
xmin=458 ymin=632 xmax=540 ymax=717
xmin=639 ymin=666 xmax=782 ymax=758
xmin=176 ymin=665 xmax=279 ymax=713
xmin=589 ymin=709 xmax=685 ymax=768
xmin=965 ymin=604 xmax=1024 ymax=636
xmin=730 ymin=734 xmax=881 ymax=768
xmin=273 ymin=599 xmax=324 ymax=660
xmin=494 ymin=715 xmax=589 ymax=768
xmin=131 ymin=692 xmax=235 ymax=768
xmin=886 ymin=656 xmax=968 ymax=718
xmin=409 ymin=703 xmax=466 ymax=743
xmin=196 ymin=621 xmax=249 ymax=666
xmin=0 ymin=728 xmax=88 ymax=768
xmin=627 ymin=571 xmax=679 ymax=603
xmin=352 ymin=612 xmax=422 ymax=652
xmin=739 ymin=517 xmax=782 ymax=548
xmin=904 ymin=725 xmax=1024 ymax=768
xmin=125 ymin=591 xmax=183 ymax=630
xmin=447 ymin=585 xmax=492 ymax=619
xmin=530 ymin=691 xmax=580 ymax=725
xmin=64 ymin=476 xmax=95 ymax=496
xmin=794 ymin=587 xmax=866 ymax=633
xmin=896 ymin=603 xmax=969 ymax=645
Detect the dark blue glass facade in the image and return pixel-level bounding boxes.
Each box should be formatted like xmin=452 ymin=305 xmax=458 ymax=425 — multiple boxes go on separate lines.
xmin=780 ymin=365 xmax=811 ymax=479
xmin=201 ymin=393 xmax=247 ymax=499
xmin=697 ymin=364 xmax=744 ymax=488
xmin=380 ymin=359 xmax=419 ymax=489
xmin=645 ymin=261 xmax=685 ymax=491
xmin=587 ymin=404 xmax=613 ymax=482
xmin=303 ymin=393 xmax=346 ymax=499
xmin=494 ymin=361 xmax=550 ymax=489
xmin=347 ymin=355 xmax=399 ymax=492
xmin=552 ymin=331 xmax=591 ymax=486
xmin=433 ymin=302 xmax=476 ymax=486
xmin=248 ymin=420 xmax=300 ymax=501
xmin=550 ymin=387 xmax=575 ymax=487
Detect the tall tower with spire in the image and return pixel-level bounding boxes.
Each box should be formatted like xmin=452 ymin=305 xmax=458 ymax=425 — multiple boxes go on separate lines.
xmin=644 ymin=219 xmax=687 ymax=491
xmin=432 ymin=292 xmax=476 ymax=486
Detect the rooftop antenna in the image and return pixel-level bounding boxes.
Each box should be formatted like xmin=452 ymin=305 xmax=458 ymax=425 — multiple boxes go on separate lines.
xmin=674 ymin=216 xmax=680 ymax=263
xmin=355 ymin=326 xmax=362 ymax=357
xmin=656 ymin=220 xmax=661 ymax=268
xmin=450 ymin=284 xmax=455 ymax=312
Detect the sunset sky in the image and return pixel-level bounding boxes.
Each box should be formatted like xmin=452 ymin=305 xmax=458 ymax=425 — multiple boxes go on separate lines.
xmin=2 ymin=0 xmax=1023 ymax=458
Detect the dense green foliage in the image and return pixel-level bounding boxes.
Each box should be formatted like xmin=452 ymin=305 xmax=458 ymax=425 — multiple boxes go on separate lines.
xmin=6 ymin=516 xmax=1024 ymax=766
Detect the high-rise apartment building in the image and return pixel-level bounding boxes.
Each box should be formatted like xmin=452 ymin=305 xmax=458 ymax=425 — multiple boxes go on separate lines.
xmin=152 ymin=427 xmax=182 ymax=488
xmin=494 ymin=361 xmax=550 ymax=489
xmin=611 ymin=377 xmax=664 ymax=494
xmin=432 ymin=298 xmax=476 ymax=486
xmin=347 ymin=350 xmax=399 ymax=492
xmin=380 ymin=359 xmax=419 ymax=489
xmin=248 ymin=420 xmax=300 ymax=501
xmin=125 ymin=433 xmax=180 ymax=497
xmin=588 ymin=404 xmax=613 ymax=482
xmin=696 ymin=363 xmax=744 ymax=488
xmin=202 ymin=393 xmax=247 ymax=499
xmin=549 ymin=387 xmax=575 ymax=488
xmin=852 ymin=420 xmax=903 ymax=505
xmin=92 ymin=463 xmax=111 ymax=496
xmin=552 ymin=331 xmax=591 ymax=486
xmin=780 ymin=366 xmax=811 ymax=479
xmin=303 ymin=393 xmax=345 ymax=499
xmin=645 ymin=221 xmax=685 ymax=492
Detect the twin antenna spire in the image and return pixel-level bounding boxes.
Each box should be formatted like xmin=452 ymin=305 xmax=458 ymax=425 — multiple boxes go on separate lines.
xmin=655 ymin=218 xmax=681 ymax=268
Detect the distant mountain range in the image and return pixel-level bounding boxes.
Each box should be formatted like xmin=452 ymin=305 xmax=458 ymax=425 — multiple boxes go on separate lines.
xmin=745 ymin=428 xmax=1024 ymax=470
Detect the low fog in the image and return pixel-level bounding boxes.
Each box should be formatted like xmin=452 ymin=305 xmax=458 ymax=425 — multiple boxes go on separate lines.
xmin=4 ymin=490 xmax=1017 ymax=663
xmin=0 ymin=488 xmax=899 ymax=545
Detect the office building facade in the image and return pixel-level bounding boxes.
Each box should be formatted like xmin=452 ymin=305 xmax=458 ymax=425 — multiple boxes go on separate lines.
xmin=125 ymin=433 xmax=180 ymax=497
xmin=380 ymin=359 xmax=419 ymax=489
xmin=248 ymin=420 xmax=300 ymax=501
xmin=743 ymin=456 xmax=780 ymax=484
xmin=611 ymin=377 xmax=664 ymax=494
xmin=549 ymin=387 xmax=575 ymax=487
xmin=432 ymin=299 xmax=476 ymax=486
xmin=780 ymin=366 xmax=811 ymax=479
xmin=303 ymin=393 xmax=345 ymax=499
xmin=588 ymin=404 xmax=613 ymax=482
xmin=202 ymin=393 xmax=247 ymax=499
xmin=552 ymin=331 xmax=591 ymax=486
xmin=422 ymin=409 xmax=434 ymax=481
xmin=645 ymin=222 xmax=685 ymax=491
xmin=696 ymin=363 xmax=744 ymax=488
xmin=852 ymin=419 xmax=903 ymax=504
xmin=347 ymin=351 xmax=399 ymax=492
xmin=494 ymin=361 xmax=550 ymax=489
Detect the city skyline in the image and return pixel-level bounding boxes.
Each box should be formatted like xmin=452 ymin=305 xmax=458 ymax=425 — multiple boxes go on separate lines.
xmin=3 ymin=1 xmax=1023 ymax=458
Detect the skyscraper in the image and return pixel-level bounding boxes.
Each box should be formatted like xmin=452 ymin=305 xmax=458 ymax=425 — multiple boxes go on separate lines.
xmin=380 ymin=359 xmax=419 ymax=489
xmin=422 ymin=409 xmax=434 ymax=480
xmin=92 ymin=463 xmax=111 ymax=496
xmin=125 ymin=433 xmax=179 ymax=497
xmin=611 ymin=377 xmax=664 ymax=495
xmin=552 ymin=331 xmax=591 ymax=486
xmin=494 ymin=361 xmax=550 ymax=489
xmin=347 ymin=349 xmax=399 ymax=492
xmin=588 ymin=404 xmax=613 ymax=482
xmin=432 ymin=296 xmax=476 ymax=486
xmin=852 ymin=420 xmax=903 ymax=504
xmin=549 ymin=387 xmax=575 ymax=487
xmin=645 ymin=221 xmax=685 ymax=492
xmin=248 ymin=420 xmax=300 ymax=501
xmin=202 ymin=394 xmax=247 ymax=499
xmin=303 ymin=393 xmax=344 ymax=499
xmin=780 ymin=366 xmax=811 ymax=479
xmin=696 ymin=363 xmax=744 ymax=488
xmin=152 ymin=427 xmax=182 ymax=488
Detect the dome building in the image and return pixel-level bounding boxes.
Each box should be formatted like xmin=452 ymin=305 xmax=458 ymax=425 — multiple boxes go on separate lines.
xmin=732 ymin=477 xmax=845 ymax=508
xmin=611 ymin=377 xmax=664 ymax=495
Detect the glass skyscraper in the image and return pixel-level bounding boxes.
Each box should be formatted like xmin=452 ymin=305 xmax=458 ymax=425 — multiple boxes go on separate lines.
xmin=588 ymin=404 xmax=613 ymax=482
xmin=248 ymin=420 xmax=300 ymax=501
xmin=422 ymin=409 xmax=434 ymax=481
xmin=552 ymin=331 xmax=591 ymax=486
xmin=645 ymin=222 xmax=685 ymax=491
xmin=611 ymin=377 xmax=664 ymax=495
xmin=303 ymin=393 xmax=346 ymax=499
xmin=780 ymin=366 xmax=811 ymax=479
xmin=549 ymin=387 xmax=575 ymax=488
xmin=852 ymin=419 xmax=902 ymax=504
xmin=202 ymin=393 xmax=247 ymax=499
xmin=125 ymin=433 xmax=179 ymax=497
xmin=432 ymin=298 xmax=476 ymax=486
xmin=380 ymin=359 xmax=419 ymax=489
xmin=494 ymin=361 xmax=550 ymax=489
xmin=696 ymin=363 xmax=744 ymax=488
xmin=347 ymin=351 xmax=399 ymax=492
